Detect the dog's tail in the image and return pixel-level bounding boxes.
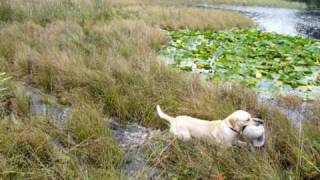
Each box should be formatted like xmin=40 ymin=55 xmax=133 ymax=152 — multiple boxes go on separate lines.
xmin=156 ymin=105 xmax=175 ymax=123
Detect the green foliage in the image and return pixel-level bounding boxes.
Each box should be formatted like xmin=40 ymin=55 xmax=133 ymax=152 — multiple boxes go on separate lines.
xmin=161 ymin=29 xmax=320 ymax=99
xmin=289 ymin=0 xmax=320 ymax=8
xmin=0 ymin=4 xmax=26 ymax=23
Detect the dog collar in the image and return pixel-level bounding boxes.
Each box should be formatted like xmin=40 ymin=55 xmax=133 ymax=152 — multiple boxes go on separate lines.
xmin=229 ymin=125 xmax=247 ymax=134
xmin=229 ymin=127 xmax=240 ymax=134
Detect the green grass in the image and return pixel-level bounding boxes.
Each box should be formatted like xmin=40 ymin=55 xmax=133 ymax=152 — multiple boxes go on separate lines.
xmin=0 ymin=0 xmax=318 ymax=179
xmin=0 ymin=4 xmax=26 ymax=23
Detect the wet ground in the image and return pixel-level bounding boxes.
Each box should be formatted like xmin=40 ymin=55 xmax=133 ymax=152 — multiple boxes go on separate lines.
xmin=28 ymin=86 xmax=69 ymax=124
xmin=26 ymin=86 xmax=159 ymax=179
xmin=197 ymin=4 xmax=320 ymax=39
xmin=106 ymin=118 xmax=160 ymax=179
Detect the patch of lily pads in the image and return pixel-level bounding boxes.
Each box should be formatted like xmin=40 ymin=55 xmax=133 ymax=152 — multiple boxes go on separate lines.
xmin=161 ymin=29 xmax=320 ymax=100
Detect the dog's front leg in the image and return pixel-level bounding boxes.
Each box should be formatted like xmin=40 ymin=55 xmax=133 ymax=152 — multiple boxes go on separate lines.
xmin=235 ymin=140 xmax=248 ymax=147
xmin=248 ymin=142 xmax=255 ymax=152
xmin=236 ymin=140 xmax=256 ymax=151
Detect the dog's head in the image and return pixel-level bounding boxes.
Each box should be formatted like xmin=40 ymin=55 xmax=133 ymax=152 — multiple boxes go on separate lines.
xmin=225 ymin=110 xmax=264 ymax=133
xmin=225 ymin=110 xmax=265 ymax=147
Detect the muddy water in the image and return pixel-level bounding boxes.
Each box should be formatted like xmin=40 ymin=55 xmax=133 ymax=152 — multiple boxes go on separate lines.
xmin=28 ymin=86 xmax=69 ymax=124
xmin=197 ymin=4 xmax=320 ymax=39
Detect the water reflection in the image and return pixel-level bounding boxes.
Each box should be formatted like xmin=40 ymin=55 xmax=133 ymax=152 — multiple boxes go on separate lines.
xmin=197 ymin=4 xmax=320 ymax=39
xmin=296 ymin=11 xmax=320 ymax=39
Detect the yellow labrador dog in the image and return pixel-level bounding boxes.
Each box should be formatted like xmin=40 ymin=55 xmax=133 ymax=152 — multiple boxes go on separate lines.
xmin=156 ymin=105 xmax=264 ymax=147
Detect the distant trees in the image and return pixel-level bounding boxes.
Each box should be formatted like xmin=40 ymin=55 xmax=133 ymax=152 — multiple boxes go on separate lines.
xmin=289 ymin=0 xmax=320 ymax=8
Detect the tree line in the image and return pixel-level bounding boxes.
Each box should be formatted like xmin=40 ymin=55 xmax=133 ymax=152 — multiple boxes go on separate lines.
xmin=289 ymin=0 xmax=320 ymax=8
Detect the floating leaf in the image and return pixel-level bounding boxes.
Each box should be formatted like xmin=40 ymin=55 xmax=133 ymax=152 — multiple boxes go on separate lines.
xmin=180 ymin=66 xmax=192 ymax=72
xmin=256 ymin=70 xmax=262 ymax=79
xmin=301 ymin=85 xmax=313 ymax=91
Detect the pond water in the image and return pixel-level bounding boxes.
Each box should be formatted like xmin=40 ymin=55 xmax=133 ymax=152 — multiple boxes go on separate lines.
xmin=197 ymin=4 xmax=320 ymax=40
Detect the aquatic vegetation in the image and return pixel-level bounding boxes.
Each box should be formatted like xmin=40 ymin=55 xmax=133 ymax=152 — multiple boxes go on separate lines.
xmin=161 ymin=29 xmax=320 ymax=99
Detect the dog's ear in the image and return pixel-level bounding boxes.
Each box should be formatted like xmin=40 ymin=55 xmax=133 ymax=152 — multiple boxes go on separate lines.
xmin=228 ymin=117 xmax=237 ymax=128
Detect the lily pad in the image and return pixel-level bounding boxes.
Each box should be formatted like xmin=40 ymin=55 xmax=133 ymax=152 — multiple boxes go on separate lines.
xmin=161 ymin=29 xmax=320 ymax=100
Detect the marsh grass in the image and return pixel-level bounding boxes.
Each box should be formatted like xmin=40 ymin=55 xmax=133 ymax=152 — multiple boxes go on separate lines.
xmin=0 ymin=0 xmax=318 ymax=179
xmin=0 ymin=89 xmax=124 ymax=179
xmin=0 ymin=116 xmax=123 ymax=179
xmin=11 ymin=84 xmax=30 ymax=116
xmin=145 ymin=106 xmax=320 ymax=179
xmin=133 ymin=6 xmax=252 ymax=30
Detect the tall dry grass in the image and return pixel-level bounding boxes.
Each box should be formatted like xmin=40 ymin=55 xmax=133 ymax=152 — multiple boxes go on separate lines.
xmin=128 ymin=6 xmax=252 ymax=30
xmin=0 ymin=112 xmax=123 ymax=179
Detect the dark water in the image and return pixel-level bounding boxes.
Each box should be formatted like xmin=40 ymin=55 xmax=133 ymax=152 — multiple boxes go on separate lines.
xmin=197 ymin=4 xmax=320 ymax=39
